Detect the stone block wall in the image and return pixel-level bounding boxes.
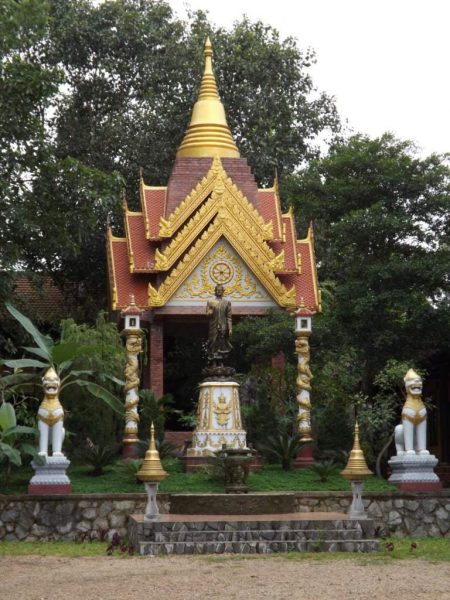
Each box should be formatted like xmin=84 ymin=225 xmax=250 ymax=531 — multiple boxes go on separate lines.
xmin=292 ymin=491 xmax=450 ymax=538
xmin=0 ymin=493 xmax=169 ymax=542
xmin=1 ymin=491 xmax=449 ymax=542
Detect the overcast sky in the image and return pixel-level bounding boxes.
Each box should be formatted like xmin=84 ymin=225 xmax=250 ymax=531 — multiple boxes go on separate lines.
xmin=169 ymin=0 xmax=450 ymax=157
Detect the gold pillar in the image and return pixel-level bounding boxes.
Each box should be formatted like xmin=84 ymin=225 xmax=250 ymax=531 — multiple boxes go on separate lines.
xmin=122 ymin=329 xmax=143 ymax=452
xmin=295 ymin=331 xmax=313 ymax=443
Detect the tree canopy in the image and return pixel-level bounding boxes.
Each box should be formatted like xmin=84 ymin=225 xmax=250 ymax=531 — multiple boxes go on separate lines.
xmin=1 ymin=0 xmax=340 ymax=322
xmin=287 ymin=133 xmax=450 ymax=391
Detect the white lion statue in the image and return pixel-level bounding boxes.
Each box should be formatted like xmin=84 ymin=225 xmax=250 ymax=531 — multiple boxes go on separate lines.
xmin=37 ymin=367 xmax=65 ymax=457
xmin=395 ymin=368 xmax=429 ymax=456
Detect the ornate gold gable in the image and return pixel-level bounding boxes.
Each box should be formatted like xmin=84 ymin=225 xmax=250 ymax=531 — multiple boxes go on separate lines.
xmin=155 ymin=163 xmax=280 ymax=272
xmin=168 ymin=241 xmax=277 ymax=305
xmin=148 ymin=215 xmax=296 ymax=308
xmin=159 ymin=157 xmax=272 ymax=240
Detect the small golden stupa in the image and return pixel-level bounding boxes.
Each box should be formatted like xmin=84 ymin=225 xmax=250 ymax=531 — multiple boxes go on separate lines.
xmin=137 ymin=422 xmax=167 ymax=483
xmin=341 ymin=422 xmax=373 ymax=481
xmin=177 ymin=37 xmax=240 ymax=158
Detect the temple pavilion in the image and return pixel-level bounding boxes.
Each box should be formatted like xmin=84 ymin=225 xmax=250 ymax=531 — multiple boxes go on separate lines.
xmin=107 ymin=38 xmax=320 ymax=401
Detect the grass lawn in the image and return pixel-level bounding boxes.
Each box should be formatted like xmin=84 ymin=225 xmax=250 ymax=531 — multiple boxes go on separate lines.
xmin=0 ymin=538 xmax=449 ymax=561
xmin=1 ymin=458 xmax=395 ymax=495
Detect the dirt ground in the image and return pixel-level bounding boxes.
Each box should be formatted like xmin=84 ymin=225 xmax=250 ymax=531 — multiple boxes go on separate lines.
xmin=2 ymin=555 xmax=450 ymax=600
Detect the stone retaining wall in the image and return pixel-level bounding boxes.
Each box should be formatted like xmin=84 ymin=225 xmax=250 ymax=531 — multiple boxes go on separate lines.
xmin=1 ymin=491 xmax=449 ymax=541
xmin=0 ymin=493 xmax=169 ymax=542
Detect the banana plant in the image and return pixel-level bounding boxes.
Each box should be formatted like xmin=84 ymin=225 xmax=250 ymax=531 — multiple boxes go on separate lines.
xmin=2 ymin=304 xmax=124 ymax=416
xmin=0 ymin=401 xmax=40 ymax=481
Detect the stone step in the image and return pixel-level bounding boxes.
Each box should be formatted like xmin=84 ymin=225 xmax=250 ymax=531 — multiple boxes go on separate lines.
xmin=138 ymin=539 xmax=379 ymax=555
xmin=151 ymin=528 xmax=364 ymax=543
xmin=128 ymin=513 xmax=378 ymax=555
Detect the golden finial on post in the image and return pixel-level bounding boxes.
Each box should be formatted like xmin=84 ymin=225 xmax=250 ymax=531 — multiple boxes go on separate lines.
xmin=341 ymin=422 xmax=373 ymax=481
xmin=137 ymin=422 xmax=167 ymax=482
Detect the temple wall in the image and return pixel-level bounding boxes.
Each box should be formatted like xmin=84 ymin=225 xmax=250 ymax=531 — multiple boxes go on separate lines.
xmin=1 ymin=491 xmax=449 ymax=542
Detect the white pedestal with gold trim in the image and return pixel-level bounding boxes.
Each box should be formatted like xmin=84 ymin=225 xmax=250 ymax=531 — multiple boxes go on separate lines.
xmin=188 ymin=381 xmax=247 ymax=456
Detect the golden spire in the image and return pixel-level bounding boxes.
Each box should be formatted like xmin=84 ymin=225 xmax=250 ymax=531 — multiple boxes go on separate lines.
xmin=341 ymin=422 xmax=373 ymax=481
xmin=177 ymin=38 xmax=240 ymax=158
xmin=137 ymin=422 xmax=167 ymax=482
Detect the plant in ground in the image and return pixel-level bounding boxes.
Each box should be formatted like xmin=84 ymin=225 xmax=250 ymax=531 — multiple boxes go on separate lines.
xmin=77 ymin=438 xmax=118 ymax=476
xmin=0 ymin=401 xmax=41 ymax=483
xmin=258 ymin=432 xmax=300 ymax=471
xmin=106 ymin=532 xmax=135 ymax=556
xmin=1 ymin=304 xmax=124 ymax=417
xmin=136 ymin=437 xmax=177 ymax=461
xmin=119 ymin=458 xmax=143 ymax=483
xmin=310 ymin=460 xmax=338 ymax=483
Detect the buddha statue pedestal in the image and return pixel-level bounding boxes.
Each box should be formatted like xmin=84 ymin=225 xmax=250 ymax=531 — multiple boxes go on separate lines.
xmin=183 ymin=380 xmax=247 ymax=472
xmin=28 ymin=455 xmax=72 ymax=495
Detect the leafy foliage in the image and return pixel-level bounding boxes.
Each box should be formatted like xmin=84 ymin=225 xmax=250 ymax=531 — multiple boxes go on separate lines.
xmin=288 ymin=133 xmax=450 ymax=389
xmin=138 ymin=389 xmax=174 ymax=443
xmin=0 ymin=401 xmax=38 ymax=481
xmin=310 ymin=459 xmax=338 ymax=482
xmin=2 ymin=305 xmax=124 ymax=454
xmin=258 ymin=432 xmax=301 ymax=471
xmin=76 ymin=438 xmax=118 ymax=477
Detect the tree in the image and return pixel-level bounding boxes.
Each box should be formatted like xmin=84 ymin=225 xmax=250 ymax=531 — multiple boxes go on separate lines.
xmin=1 ymin=0 xmax=340 ymax=328
xmin=0 ymin=0 xmax=61 ymax=301
xmin=288 ymin=133 xmax=450 ymax=392
xmin=45 ymin=0 xmax=340 ymax=199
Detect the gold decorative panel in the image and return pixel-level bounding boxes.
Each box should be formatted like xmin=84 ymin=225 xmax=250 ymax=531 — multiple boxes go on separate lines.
xmin=167 ymin=241 xmax=277 ymax=306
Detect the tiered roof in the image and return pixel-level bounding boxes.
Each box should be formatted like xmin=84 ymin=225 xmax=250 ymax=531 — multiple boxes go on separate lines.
xmin=107 ymin=39 xmax=320 ymax=316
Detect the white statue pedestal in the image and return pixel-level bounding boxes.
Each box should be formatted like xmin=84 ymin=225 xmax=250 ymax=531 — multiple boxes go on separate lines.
xmin=348 ymin=481 xmax=368 ymax=519
xmin=28 ymin=455 xmax=72 ymax=495
xmin=388 ymin=454 xmax=442 ymax=491
xmin=144 ymin=482 xmax=161 ymax=521
xmin=187 ymin=381 xmax=247 ymax=457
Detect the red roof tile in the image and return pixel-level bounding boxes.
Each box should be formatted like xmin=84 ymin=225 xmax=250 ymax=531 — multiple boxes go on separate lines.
xmin=258 ymin=189 xmax=283 ymax=241
xmin=109 ymin=238 xmax=149 ymax=308
xmin=125 ymin=212 xmax=157 ymax=272
xmin=279 ymin=240 xmax=319 ymax=312
xmin=142 ymin=186 xmax=166 ymax=240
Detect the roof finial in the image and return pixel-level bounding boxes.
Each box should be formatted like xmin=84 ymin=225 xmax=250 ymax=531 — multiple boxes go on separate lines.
xmin=177 ymin=38 xmax=239 ymax=158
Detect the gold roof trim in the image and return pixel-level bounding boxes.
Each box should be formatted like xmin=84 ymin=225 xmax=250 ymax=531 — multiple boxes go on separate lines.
xmin=155 ymin=177 xmax=276 ymax=272
xmin=123 ymin=203 xmax=146 ymax=274
xmin=177 ymin=38 xmax=239 ymax=158
xmin=139 ymin=174 xmax=167 ymax=240
xmin=148 ymin=217 xmax=296 ymax=308
xmin=298 ymin=222 xmax=321 ymax=312
xmin=106 ymin=226 xmax=125 ymax=311
xmin=281 ymin=210 xmax=300 ymax=274
xmin=159 ymin=156 xmax=272 ymax=240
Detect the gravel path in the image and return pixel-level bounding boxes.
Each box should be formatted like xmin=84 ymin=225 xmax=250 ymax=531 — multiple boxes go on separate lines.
xmin=2 ymin=555 xmax=449 ymax=600
xmin=0 ymin=556 xmax=450 ymax=600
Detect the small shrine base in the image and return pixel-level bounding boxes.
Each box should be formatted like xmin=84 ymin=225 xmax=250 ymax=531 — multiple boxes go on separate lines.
xmin=180 ymin=453 xmax=263 ymax=473
xmin=293 ymin=444 xmax=314 ymax=469
xmin=128 ymin=513 xmax=379 ymax=555
xmin=28 ymin=456 xmax=72 ymax=495
xmin=188 ymin=380 xmax=247 ymax=456
xmin=122 ymin=443 xmax=140 ymax=460
xmin=388 ymin=454 xmax=442 ymax=491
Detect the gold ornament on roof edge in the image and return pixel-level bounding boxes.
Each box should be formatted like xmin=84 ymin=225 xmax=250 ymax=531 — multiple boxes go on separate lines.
xmin=341 ymin=422 xmax=373 ymax=481
xmin=137 ymin=423 xmax=167 ymax=483
xmin=177 ymin=38 xmax=240 ymax=158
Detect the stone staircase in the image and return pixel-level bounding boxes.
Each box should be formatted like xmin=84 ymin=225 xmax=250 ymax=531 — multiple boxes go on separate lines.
xmin=128 ymin=513 xmax=379 ymax=555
